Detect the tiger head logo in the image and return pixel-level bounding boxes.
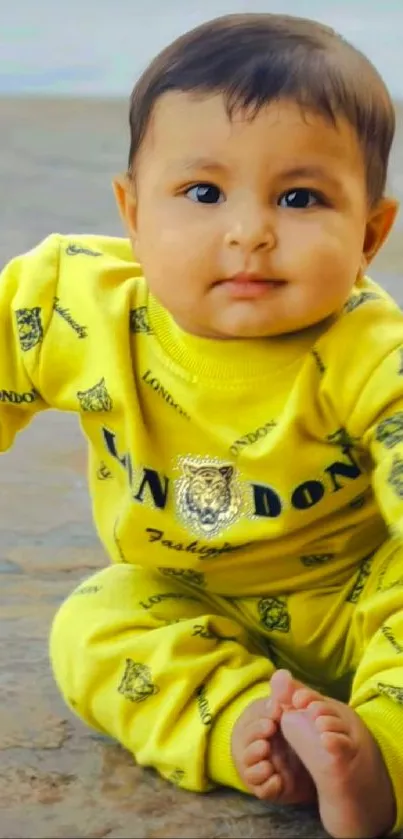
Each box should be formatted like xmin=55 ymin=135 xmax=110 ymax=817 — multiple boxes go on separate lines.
xmin=117 ymin=659 xmax=159 ymax=703
xmin=258 ymin=596 xmax=291 ymax=633
xmin=77 ymin=377 xmax=113 ymax=412
xmin=376 ymin=413 xmax=403 ymax=449
xmin=129 ymin=306 xmax=152 ymax=334
xmin=175 ymin=458 xmax=243 ymax=538
xmin=15 ymin=307 xmax=44 ymax=352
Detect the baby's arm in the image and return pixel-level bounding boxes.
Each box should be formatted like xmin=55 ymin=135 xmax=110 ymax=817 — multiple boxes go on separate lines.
xmin=348 ymin=345 xmax=403 ymax=544
xmin=0 ymin=237 xmax=60 ymax=451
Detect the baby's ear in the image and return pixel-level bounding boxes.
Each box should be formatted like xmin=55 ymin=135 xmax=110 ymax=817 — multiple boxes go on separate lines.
xmin=363 ymin=197 xmax=399 ymax=265
xmin=112 ymin=174 xmax=138 ymax=239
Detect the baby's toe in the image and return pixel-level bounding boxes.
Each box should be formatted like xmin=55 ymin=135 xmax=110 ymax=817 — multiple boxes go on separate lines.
xmin=292 ymin=687 xmax=325 ymax=710
xmin=320 ymin=729 xmax=356 ymax=757
xmin=254 ymin=772 xmax=283 ymax=799
xmin=315 ymin=713 xmax=349 ymax=735
xmin=304 ymin=699 xmax=338 ymax=720
xmin=244 ymin=738 xmax=271 ymax=767
xmin=245 ymin=758 xmax=274 ymax=785
xmin=243 ymin=717 xmax=277 ymax=746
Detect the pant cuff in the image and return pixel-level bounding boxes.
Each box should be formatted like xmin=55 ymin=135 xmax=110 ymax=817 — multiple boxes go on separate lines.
xmin=356 ymin=696 xmax=403 ymax=834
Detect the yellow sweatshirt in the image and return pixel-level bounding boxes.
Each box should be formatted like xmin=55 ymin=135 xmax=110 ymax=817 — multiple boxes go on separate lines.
xmin=1 ymin=233 xmax=403 ymax=596
xmin=4 ymin=234 xmax=403 ymax=817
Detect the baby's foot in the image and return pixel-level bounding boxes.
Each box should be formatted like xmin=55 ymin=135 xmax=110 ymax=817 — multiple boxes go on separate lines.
xmin=276 ymin=670 xmax=396 ymax=838
xmin=231 ymin=695 xmax=316 ymax=804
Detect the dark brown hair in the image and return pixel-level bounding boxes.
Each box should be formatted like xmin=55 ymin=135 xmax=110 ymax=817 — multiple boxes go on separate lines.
xmin=128 ymin=13 xmax=395 ymax=205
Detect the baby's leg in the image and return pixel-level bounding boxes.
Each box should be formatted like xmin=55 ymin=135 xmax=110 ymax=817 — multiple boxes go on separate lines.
xmin=261 ymin=545 xmax=403 ymax=837
xmin=272 ymin=670 xmax=395 ymax=838
xmin=50 ymin=564 xmax=277 ymax=793
xmin=346 ymin=551 xmax=403 ymax=838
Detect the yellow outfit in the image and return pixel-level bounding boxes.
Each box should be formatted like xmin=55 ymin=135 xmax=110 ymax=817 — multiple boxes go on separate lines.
xmin=2 ymin=233 xmax=403 ymax=827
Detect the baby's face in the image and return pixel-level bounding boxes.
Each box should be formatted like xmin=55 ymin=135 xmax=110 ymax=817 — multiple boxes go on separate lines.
xmin=117 ymin=92 xmax=393 ymax=339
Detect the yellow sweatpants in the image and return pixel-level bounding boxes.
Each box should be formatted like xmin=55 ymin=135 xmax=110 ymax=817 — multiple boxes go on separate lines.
xmin=50 ymin=544 xmax=403 ymax=830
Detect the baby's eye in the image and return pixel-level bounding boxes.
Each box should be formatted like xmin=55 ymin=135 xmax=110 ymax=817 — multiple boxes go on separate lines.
xmin=278 ymin=188 xmax=324 ymax=209
xmin=185 ymin=183 xmax=225 ymax=204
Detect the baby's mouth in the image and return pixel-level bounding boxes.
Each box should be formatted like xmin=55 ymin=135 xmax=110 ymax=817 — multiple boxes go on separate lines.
xmin=216 ymin=274 xmax=286 ymax=299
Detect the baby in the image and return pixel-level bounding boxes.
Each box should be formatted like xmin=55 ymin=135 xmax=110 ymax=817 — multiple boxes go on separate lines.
xmin=1 ymin=13 xmax=402 ymax=838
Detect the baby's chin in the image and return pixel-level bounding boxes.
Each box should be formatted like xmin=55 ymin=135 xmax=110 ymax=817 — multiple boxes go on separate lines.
xmin=204 ymin=316 xmax=316 ymax=341
xmin=174 ymin=304 xmax=335 ymax=341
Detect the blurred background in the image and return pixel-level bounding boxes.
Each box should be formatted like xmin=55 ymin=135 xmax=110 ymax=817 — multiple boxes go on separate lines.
xmin=1 ymin=0 xmax=402 ymax=295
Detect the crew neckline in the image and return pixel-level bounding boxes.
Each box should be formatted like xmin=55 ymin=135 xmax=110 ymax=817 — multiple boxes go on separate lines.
xmin=148 ymin=292 xmax=329 ymax=381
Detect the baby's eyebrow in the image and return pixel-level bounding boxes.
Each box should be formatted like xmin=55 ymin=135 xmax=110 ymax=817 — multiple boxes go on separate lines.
xmin=277 ymin=165 xmax=341 ymax=188
xmin=168 ymin=157 xmax=229 ymax=174
xmin=167 ymin=159 xmax=344 ymax=191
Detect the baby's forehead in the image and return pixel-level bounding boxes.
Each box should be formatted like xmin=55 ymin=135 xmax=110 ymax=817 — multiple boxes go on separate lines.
xmin=141 ymin=92 xmax=364 ymax=178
